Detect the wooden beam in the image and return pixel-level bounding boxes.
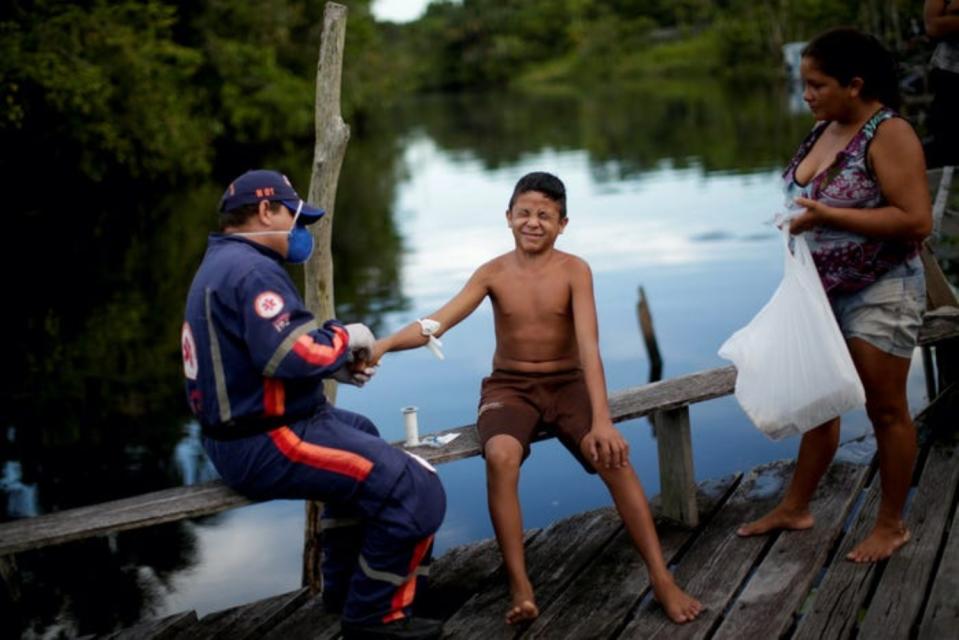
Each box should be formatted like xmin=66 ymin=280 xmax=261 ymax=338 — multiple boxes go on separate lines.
xmin=0 ymin=483 xmax=252 ymax=557
xmin=3 ymin=303 xmax=954 ymax=558
xmin=931 ymin=165 xmax=954 ymax=238
xmin=918 ymin=306 xmax=959 ymax=346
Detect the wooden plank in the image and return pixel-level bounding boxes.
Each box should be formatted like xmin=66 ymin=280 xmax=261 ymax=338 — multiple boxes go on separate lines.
xmin=607 ymin=366 xmax=737 ymax=423
xmin=917 ymin=496 xmax=959 ymax=639
xmin=655 ymin=407 xmax=698 ymax=527
xmin=6 ymin=332 xmax=951 ymax=560
xmin=931 ymin=164 xmax=954 ymax=237
xmin=711 ymin=461 xmax=870 ymax=640
xmin=98 ymin=611 xmax=199 ymax=640
xmin=918 ymin=307 xmax=959 ymax=346
xmin=920 ymin=244 xmax=959 ymax=310
xmin=180 ymin=588 xmax=310 ymax=640
xmin=522 ymin=475 xmax=739 ymax=639
xmin=259 ymin=596 xmax=341 ymax=640
xmin=792 ymin=390 xmax=954 ymax=639
xmin=440 ymin=507 xmax=623 ymax=639
xmin=626 ymin=461 xmax=797 ymax=639
xmin=397 ymin=366 xmax=739 ymax=466
xmin=791 ymin=475 xmax=881 ymax=640
xmin=418 ymin=531 xmax=540 ymax=621
xmin=858 ymin=433 xmax=959 ymax=639
xmin=0 ymin=483 xmax=252 ymax=557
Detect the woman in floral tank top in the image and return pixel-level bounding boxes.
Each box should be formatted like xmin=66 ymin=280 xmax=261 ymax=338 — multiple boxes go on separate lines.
xmin=737 ymin=28 xmax=932 ymax=564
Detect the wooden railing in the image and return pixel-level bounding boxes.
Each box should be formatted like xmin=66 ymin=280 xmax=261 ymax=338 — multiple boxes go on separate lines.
xmin=2 ymin=309 xmax=957 ymax=560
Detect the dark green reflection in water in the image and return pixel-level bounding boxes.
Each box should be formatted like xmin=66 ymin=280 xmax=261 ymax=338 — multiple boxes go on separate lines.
xmin=2 ymin=78 xmax=815 ymax=636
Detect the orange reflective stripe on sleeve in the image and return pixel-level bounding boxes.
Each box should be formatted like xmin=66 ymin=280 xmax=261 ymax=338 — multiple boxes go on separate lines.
xmin=291 ymin=325 xmax=348 ymax=366
xmin=268 ymin=426 xmax=373 ymax=482
xmin=262 ymin=379 xmax=285 ymax=416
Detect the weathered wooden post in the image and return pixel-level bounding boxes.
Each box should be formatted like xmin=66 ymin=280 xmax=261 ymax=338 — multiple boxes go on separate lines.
xmin=302 ymin=1 xmax=351 ymax=594
xmin=654 ymin=406 xmax=698 ymax=527
xmin=636 ymin=286 xmax=663 ymax=383
xmin=923 ymin=167 xmax=959 ymax=397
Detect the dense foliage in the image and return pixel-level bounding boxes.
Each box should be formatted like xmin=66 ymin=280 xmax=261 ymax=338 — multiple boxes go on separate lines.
xmin=397 ymin=0 xmax=913 ymax=88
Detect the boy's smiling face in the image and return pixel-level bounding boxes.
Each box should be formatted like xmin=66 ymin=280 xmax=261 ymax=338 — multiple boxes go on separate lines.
xmin=506 ymin=190 xmax=568 ymax=254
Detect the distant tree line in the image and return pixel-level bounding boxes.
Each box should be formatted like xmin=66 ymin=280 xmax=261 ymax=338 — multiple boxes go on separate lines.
xmin=397 ymin=0 xmax=914 ymax=90
xmin=0 ymin=0 xmax=916 ymax=190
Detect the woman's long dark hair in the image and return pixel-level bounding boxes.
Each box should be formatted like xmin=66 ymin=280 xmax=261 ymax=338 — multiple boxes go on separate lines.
xmin=802 ymin=27 xmax=901 ymax=111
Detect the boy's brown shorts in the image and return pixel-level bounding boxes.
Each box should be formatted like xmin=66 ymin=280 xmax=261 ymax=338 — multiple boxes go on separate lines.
xmin=476 ymin=368 xmax=595 ymax=473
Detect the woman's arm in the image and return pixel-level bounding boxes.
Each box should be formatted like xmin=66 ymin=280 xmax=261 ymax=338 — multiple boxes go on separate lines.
xmin=790 ymin=118 xmax=932 ymax=241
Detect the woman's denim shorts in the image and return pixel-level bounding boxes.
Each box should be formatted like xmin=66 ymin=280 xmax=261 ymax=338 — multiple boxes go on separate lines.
xmin=829 ymin=269 xmax=926 ymax=360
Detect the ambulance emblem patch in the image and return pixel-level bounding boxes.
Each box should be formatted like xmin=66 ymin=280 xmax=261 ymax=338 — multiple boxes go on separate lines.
xmin=181 ymin=322 xmax=198 ymax=380
xmin=254 ymin=291 xmax=285 ymax=319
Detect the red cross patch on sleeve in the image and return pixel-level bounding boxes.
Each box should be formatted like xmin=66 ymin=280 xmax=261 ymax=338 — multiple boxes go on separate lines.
xmin=181 ymin=322 xmax=198 ymax=380
xmin=254 ymin=291 xmax=285 ymax=319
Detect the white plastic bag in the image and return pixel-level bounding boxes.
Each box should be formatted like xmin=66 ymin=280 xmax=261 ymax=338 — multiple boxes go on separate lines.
xmin=718 ymin=228 xmax=865 ymax=440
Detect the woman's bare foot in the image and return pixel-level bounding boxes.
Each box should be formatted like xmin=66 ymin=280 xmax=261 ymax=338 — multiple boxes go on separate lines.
xmin=652 ymin=575 xmax=703 ymax=624
xmin=846 ymin=523 xmax=911 ymax=563
xmin=505 ymin=591 xmax=539 ymax=625
xmin=736 ymin=505 xmax=814 ymax=537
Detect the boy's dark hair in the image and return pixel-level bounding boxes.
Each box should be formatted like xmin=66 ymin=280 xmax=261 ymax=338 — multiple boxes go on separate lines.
xmin=508 ymin=172 xmax=567 ymax=219
xmin=219 ymin=201 xmax=283 ymax=231
xmin=802 ymin=27 xmax=901 ymax=111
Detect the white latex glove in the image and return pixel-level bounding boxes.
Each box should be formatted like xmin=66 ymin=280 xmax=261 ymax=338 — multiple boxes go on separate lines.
xmin=332 ymin=363 xmax=377 ymax=387
xmin=344 ymin=322 xmax=375 ymax=362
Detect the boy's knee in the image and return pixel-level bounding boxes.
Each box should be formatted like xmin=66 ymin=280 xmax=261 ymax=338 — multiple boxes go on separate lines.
xmin=484 ymin=436 xmax=524 ymax=471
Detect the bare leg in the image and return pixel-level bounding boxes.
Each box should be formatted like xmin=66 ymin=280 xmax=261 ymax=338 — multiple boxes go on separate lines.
xmin=594 ymin=458 xmax=702 ymax=623
xmin=845 ymin=338 xmax=914 ymax=563
xmin=484 ymin=435 xmax=538 ymax=624
xmin=737 ymin=417 xmax=839 ymax=536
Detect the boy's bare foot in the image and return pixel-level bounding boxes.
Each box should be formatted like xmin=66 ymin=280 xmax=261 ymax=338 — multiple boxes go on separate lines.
xmin=505 ymin=592 xmax=539 ymax=625
xmin=652 ymin=576 xmax=702 ymax=624
xmin=736 ymin=505 xmax=814 ymax=537
xmin=846 ymin=524 xmax=911 ymax=563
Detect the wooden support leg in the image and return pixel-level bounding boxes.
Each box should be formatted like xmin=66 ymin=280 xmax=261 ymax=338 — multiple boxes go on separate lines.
xmin=936 ymin=338 xmax=959 ymax=391
xmin=654 ymin=406 xmax=698 ymax=527
xmin=923 ymin=345 xmax=938 ymax=401
xmin=302 ymin=500 xmax=325 ymax=594
xmin=0 ymin=555 xmax=20 ymax=605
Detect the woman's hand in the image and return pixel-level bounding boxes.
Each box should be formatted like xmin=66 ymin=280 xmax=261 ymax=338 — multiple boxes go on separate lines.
xmin=788 ymin=197 xmax=831 ymax=234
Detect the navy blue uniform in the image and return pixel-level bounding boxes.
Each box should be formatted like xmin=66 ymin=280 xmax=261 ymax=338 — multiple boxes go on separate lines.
xmin=182 ymin=234 xmax=446 ymax=625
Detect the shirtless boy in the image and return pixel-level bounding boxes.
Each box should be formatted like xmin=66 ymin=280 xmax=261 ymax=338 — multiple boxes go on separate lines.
xmin=371 ymin=172 xmax=702 ymax=625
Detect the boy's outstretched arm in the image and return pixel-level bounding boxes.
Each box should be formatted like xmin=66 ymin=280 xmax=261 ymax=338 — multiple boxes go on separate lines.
xmin=371 ymin=266 xmax=490 ymax=363
xmin=570 ymin=258 xmax=629 ymax=470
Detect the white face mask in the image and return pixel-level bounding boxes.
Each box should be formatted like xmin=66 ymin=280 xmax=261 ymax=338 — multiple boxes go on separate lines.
xmin=233 ymin=200 xmax=304 ymax=237
xmin=232 ymin=201 xmax=314 ymax=263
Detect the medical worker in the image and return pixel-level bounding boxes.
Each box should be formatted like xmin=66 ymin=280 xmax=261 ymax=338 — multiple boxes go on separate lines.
xmin=182 ymin=169 xmax=446 ymax=639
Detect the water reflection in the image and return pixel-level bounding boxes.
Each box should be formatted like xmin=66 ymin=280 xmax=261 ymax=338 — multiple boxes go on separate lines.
xmin=7 ymin=77 xmax=927 ymax=637
xmin=2 ymin=461 xmax=38 ymax=520
xmin=173 ymin=423 xmax=219 ymax=486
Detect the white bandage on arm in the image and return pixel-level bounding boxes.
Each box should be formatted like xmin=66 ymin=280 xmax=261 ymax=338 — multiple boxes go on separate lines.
xmin=416 ymin=318 xmax=445 ymax=360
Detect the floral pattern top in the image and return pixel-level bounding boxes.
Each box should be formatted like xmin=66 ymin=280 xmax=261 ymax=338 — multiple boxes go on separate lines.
xmin=782 ymin=107 xmax=922 ymax=296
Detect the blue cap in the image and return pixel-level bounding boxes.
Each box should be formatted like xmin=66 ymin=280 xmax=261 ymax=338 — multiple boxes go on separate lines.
xmin=219 ymin=169 xmax=325 ymax=224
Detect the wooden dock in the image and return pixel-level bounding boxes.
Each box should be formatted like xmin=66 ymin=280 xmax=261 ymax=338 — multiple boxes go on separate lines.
xmin=90 ymin=384 xmax=959 ymax=640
